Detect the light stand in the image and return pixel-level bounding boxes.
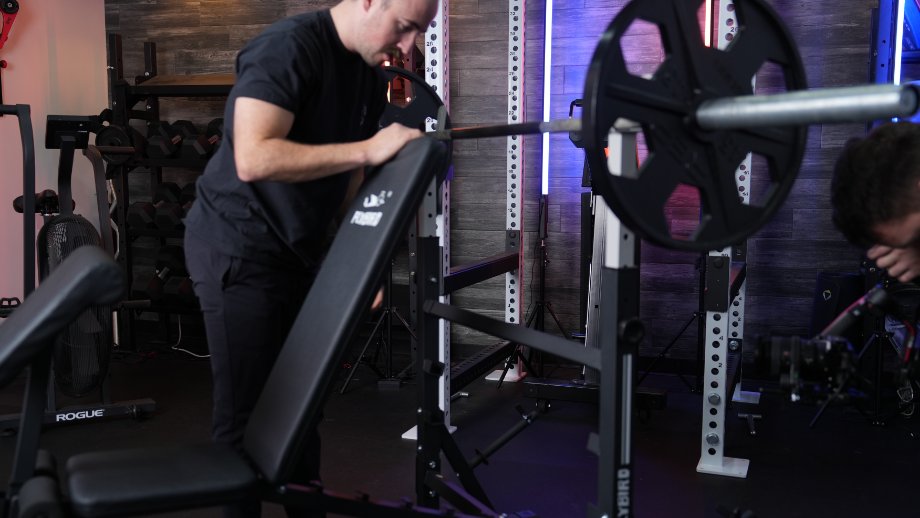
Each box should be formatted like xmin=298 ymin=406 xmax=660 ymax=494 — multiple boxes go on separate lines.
xmin=638 ymin=253 xmax=704 ymax=391
xmin=496 ymin=194 xmax=568 ymax=386
xmin=339 ymin=260 xmax=416 ymax=394
xmin=529 ymin=194 xmax=570 ymax=337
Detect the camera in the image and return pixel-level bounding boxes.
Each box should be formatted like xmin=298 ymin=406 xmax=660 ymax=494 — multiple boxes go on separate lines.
xmin=756 ymin=280 xmax=920 ymax=408
xmin=755 ymin=335 xmax=854 ymax=402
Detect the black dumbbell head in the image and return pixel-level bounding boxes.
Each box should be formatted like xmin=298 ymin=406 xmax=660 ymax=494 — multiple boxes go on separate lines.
xmin=171 ymin=120 xmax=199 ymax=139
xmin=180 ymin=183 xmax=197 ymax=205
xmin=155 ymin=201 xmax=186 ymax=232
xmin=155 ymin=245 xmax=187 ymax=276
xmin=179 ymin=134 xmax=213 ymax=160
xmin=153 ymin=182 xmax=182 ymax=204
xmin=206 ymin=118 xmax=224 ymax=139
xmin=127 ymin=202 xmax=156 ymax=229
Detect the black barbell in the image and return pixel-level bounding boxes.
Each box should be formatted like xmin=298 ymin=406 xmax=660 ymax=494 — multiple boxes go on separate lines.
xmin=423 ymin=85 xmax=918 ymax=140
xmin=382 ymin=0 xmax=919 ymax=252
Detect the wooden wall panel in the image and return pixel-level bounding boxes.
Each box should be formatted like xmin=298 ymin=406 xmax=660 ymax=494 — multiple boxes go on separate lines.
xmin=105 ymin=0 xmax=881 ymax=361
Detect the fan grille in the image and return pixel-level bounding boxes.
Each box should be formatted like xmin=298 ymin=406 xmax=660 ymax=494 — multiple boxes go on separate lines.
xmin=38 ymin=214 xmax=112 ymax=397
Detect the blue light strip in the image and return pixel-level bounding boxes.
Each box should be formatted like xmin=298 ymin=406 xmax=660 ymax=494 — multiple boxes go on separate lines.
xmin=541 ymin=0 xmax=552 ymax=195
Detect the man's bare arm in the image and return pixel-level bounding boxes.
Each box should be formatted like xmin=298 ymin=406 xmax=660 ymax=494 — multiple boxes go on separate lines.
xmin=233 ymin=97 xmax=422 ymax=183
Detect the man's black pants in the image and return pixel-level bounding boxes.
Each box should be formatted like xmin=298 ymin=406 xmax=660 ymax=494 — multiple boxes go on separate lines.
xmin=185 ymin=233 xmax=321 ymax=517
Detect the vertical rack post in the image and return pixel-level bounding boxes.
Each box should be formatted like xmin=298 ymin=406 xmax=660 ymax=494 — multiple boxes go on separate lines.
xmin=486 ymin=0 xmax=527 ymax=382
xmin=591 ymin=122 xmax=641 ymax=518
xmin=696 ymin=0 xmax=752 ymax=478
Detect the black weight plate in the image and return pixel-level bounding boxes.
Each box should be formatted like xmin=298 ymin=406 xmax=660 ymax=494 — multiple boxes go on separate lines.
xmin=95 ymin=125 xmax=134 ymax=165
xmin=583 ymin=0 xmax=807 ymax=252
xmin=381 ymin=66 xmax=451 ymax=158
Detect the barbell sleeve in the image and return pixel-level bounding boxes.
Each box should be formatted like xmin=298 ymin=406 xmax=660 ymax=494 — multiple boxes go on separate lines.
xmin=695 ymin=84 xmax=920 ymax=130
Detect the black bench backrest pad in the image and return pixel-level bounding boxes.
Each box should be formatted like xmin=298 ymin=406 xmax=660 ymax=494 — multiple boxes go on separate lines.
xmin=244 ymin=138 xmax=447 ymax=484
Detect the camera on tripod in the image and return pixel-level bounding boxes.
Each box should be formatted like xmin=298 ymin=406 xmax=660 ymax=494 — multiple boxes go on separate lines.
xmin=754 ymin=335 xmax=854 ymax=402
xmin=757 ymin=273 xmax=920 ymax=422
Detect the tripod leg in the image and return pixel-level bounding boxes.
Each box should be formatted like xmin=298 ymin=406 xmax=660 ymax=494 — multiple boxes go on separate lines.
xmin=854 ymin=333 xmax=890 ymax=425
xmin=488 ymin=307 xmax=538 ymax=384
xmin=340 ymin=312 xmax=386 ymax=394
xmin=544 ymin=301 xmax=571 ymax=339
xmin=391 ymin=307 xmax=417 ymax=341
xmin=383 ymin=308 xmax=416 ymax=381
xmin=638 ymin=312 xmax=698 ymax=389
xmin=809 ymin=373 xmax=851 ymax=428
xmin=525 ymin=306 xmax=543 ymax=376
xmin=517 ymin=349 xmax=539 ymax=379
xmin=857 ymin=334 xmax=879 ymax=360
xmin=524 ymin=303 xmax=539 ymax=329
xmin=495 ymin=347 xmax=521 ymax=389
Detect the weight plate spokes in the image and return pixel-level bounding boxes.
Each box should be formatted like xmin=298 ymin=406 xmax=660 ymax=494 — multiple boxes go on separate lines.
xmin=381 ymin=66 xmax=451 ymax=158
xmin=583 ymin=0 xmax=807 ymax=252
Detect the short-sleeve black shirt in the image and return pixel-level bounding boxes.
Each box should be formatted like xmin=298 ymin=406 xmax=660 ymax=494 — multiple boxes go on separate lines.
xmin=185 ymin=10 xmax=387 ymax=271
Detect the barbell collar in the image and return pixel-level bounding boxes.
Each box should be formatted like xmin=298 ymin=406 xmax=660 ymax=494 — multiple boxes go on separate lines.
xmin=696 ymin=84 xmax=920 ymax=130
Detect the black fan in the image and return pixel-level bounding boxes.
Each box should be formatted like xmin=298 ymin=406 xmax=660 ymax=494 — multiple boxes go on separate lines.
xmin=38 ymin=216 xmax=111 ymax=396
xmin=39 ymin=116 xmax=114 ymax=397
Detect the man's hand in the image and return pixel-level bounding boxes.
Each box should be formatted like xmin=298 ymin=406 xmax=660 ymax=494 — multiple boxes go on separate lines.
xmin=371 ymin=287 xmax=384 ymax=311
xmin=365 ymin=123 xmax=424 ymax=166
xmin=868 ymin=244 xmax=920 ymax=282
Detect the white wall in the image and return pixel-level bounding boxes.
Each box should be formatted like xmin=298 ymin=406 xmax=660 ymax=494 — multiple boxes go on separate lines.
xmin=0 ymin=0 xmax=107 ymax=301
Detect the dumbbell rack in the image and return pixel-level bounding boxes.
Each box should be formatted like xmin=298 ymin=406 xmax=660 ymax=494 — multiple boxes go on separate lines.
xmin=105 ymin=34 xmax=233 ymax=349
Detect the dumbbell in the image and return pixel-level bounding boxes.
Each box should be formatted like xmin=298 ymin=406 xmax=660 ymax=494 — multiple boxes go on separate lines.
xmin=155 ymin=202 xmax=183 ymax=231
xmin=180 ymin=136 xmax=213 ymax=160
xmin=148 ymin=182 xmax=187 ymax=231
xmin=127 ymin=201 xmax=156 ymax=229
xmin=180 ymin=183 xmax=196 ymax=205
xmin=146 ymin=121 xmax=183 ymax=159
xmin=172 ymin=120 xmax=214 ymax=160
xmin=163 ymin=276 xmax=196 ymax=306
xmin=206 ymin=118 xmax=223 ymax=150
xmin=155 ymin=200 xmax=194 ymax=231
xmin=127 ymin=183 xmax=182 ymax=230
xmin=154 ymin=182 xmax=182 ymax=204
xmin=155 ymin=245 xmax=187 ymax=277
xmin=147 ymin=269 xmax=195 ymax=306
xmin=153 ymin=182 xmax=197 ymax=231
xmin=146 ymin=266 xmax=172 ymax=301
xmin=171 ymin=120 xmax=198 ymax=139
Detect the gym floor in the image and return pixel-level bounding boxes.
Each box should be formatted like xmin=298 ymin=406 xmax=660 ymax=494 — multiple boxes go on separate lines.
xmin=0 ymin=325 xmax=916 ymax=518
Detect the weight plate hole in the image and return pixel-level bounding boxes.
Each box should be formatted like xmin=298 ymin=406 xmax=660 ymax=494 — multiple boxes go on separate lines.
xmin=620 ymin=19 xmax=665 ymax=78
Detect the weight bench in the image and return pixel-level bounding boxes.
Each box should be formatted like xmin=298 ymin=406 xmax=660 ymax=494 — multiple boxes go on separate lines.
xmin=1 ymin=138 xmax=457 ymax=517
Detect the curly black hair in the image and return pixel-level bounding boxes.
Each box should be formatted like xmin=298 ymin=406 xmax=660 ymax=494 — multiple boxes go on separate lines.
xmin=831 ymin=122 xmax=920 ymax=247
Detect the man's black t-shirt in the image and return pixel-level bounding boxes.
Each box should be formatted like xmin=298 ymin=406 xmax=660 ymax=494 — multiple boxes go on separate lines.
xmin=185 ymin=10 xmax=387 ymax=270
